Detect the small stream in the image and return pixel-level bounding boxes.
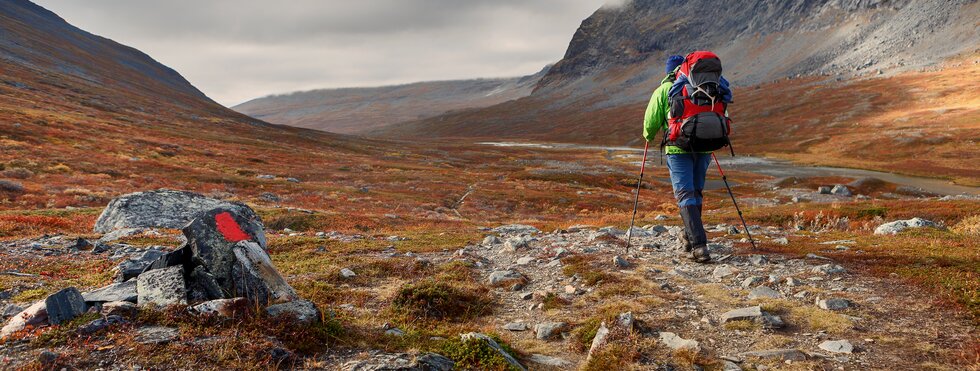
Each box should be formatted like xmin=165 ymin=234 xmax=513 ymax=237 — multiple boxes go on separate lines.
xmin=479 ymin=142 xmax=980 ymax=196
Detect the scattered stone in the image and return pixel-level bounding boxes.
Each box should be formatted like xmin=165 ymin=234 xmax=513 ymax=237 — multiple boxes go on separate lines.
xmin=460 ymin=333 xmax=526 ymax=371
xmin=659 ymin=332 xmax=700 ymax=351
xmin=38 ymin=350 xmax=59 ymax=369
xmin=817 ymin=186 xmax=832 ymax=194
xmin=101 ymin=301 xmax=136 ymax=317
xmin=712 ymin=265 xmax=737 ymax=280
xmin=516 ymin=256 xmax=535 ymax=265
xmin=772 ymin=237 xmax=789 ymax=245
xmin=830 ymin=185 xmax=852 ymax=196
xmin=519 ymin=292 xmax=533 ymax=300
xmin=587 ymin=322 xmax=610 ymax=359
xmin=500 ymin=237 xmax=529 ymax=253
xmin=564 ymin=285 xmax=582 ymax=295
xmin=115 ymin=249 xmax=167 ymax=282
xmin=819 ymin=340 xmax=854 ymax=354
xmin=617 ymin=312 xmax=635 ymax=329
xmin=2 ymin=304 xmax=23 ymax=319
xmin=812 ymin=264 xmax=846 ymax=275
xmin=187 ymin=266 xmax=224 ymax=302
xmin=528 ymin=354 xmax=572 ymax=368
xmin=748 ymin=286 xmax=782 ymax=300
xmin=488 ymin=270 xmax=525 ymax=286
xmin=135 ymin=326 xmax=180 ymax=345
xmin=482 ymin=235 xmax=501 ymax=246
xmin=137 ymin=266 xmax=187 ymax=308
xmin=266 ymin=300 xmax=321 ymax=324
xmin=83 ymin=280 xmax=137 ymax=303
xmin=94 ymin=190 xmax=259 ymax=234
xmin=785 ymin=277 xmax=803 ymax=287
xmin=44 ymin=288 xmax=88 ymax=325
xmin=534 ymin=322 xmax=566 ymax=340
xmin=747 ymin=255 xmax=769 ymax=265
xmin=340 ymin=268 xmax=357 ymax=279
xmin=721 ymin=306 xmax=763 ymax=323
xmin=742 ymin=276 xmax=764 ymax=288
xmin=874 ymin=218 xmax=939 ymax=235
xmin=721 ymin=360 xmax=741 ymax=371
xmin=613 ymin=255 xmax=630 ymax=268
xmin=817 ymin=298 xmax=852 ymax=311
xmin=503 ymin=322 xmax=528 ymax=331
xmin=492 ymin=224 xmax=540 ymax=235
xmin=191 ymin=298 xmax=247 ymax=317
xmin=77 ymin=315 xmax=125 ymax=335
xmin=0 ymin=301 xmax=47 ymax=340
xmin=654 ymin=215 xmax=669 ymax=220
xmin=739 ymin=348 xmax=807 ymax=361
xmin=286 ymin=177 xmax=301 ymax=183
xmin=385 ymin=328 xmax=405 ymax=336
xmin=554 ymin=248 xmax=570 ymax=258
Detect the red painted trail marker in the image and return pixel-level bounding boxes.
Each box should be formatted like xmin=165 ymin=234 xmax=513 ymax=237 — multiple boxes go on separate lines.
xmin=215 ymin=211 xmax=251 ymax=242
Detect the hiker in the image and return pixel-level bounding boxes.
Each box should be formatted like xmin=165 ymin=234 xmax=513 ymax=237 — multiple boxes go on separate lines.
xmin=642 ymin=52 xmax=733 ymax=263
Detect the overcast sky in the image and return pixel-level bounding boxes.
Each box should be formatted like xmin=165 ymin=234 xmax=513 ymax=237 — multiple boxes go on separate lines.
xmin=33 ymin=0 xmax=611 ymax=106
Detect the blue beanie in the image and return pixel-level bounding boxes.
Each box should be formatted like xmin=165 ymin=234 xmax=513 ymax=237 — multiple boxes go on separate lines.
xmin=665 ymin=55 xmax=684 ymax=74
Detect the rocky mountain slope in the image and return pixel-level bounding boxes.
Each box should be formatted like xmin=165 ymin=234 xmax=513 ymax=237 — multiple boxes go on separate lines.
xmin=234 ymin=67 xmax=547 ymax=134
xmin=378 ymin=0 xmax=980 ymax=153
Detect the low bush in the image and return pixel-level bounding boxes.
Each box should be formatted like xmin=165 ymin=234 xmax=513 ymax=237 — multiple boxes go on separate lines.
xmin=392 ymin=280 xmax=493 ymax=321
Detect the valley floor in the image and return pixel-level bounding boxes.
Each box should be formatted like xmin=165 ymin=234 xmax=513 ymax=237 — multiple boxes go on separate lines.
xmin=0 ymin=143 xmax=977 ymax=370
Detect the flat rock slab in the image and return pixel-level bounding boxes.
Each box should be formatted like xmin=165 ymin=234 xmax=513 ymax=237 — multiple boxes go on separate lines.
xmin=819 ymin=340 xmax=854 ymax=354
xmin=0 ymin=301 xmax=47 ymax=340
xmin=503 ymin=322 xmax=528 ymax=331
xmin=817 ymin=298 xmax=852 ymax=311
xmin=342 ymin=352 xmax=454 ymax=371
xmin=137 ymin=266 xmax=187 ymax=307
xmin=95 ymin=190 xmax=264 ymax=241
xmin=488 ymin=270 xmax=525 ymax=285
xmin=748 ymin=286 xmax=782 ymax=300
xmin=739 ymin=348 xmax=807 ymax=361
xmin=659 ymin=332 xmax=700 ymax=351
xmin=874 ymin=217 xmax=938 ymax=235
xmin=528 ymin=354 xmax=573 ymax=368
xmin=721 ymin=306 xmax=763 ymax=322
xmin=45 ymin=288 xmax=87 ymax=325
xmin=534 ymin=322 xmax=566 ymax=340
xmin=83 ymin=281 xmax=137 ymax=303
xmin=191 ymin=298 xmax=247 ymax=317
xmin=135 ymin=326 xmax=180 ymax=345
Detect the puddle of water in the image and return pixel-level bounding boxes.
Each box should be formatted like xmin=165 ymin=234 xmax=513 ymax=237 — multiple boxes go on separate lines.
xmin=480 ymin=142 xmax=980 ymax=196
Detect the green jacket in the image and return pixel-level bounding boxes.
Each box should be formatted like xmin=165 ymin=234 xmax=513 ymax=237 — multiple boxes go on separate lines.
xmin=642 ymin=70 xmax=706 ymax=154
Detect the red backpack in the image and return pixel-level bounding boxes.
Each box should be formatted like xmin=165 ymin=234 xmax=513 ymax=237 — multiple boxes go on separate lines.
xmin=664 ymin=51 xmax=733 ymax=154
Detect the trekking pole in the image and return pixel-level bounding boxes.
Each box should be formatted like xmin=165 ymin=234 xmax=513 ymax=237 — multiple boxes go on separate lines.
xmin=625 ymin=142 xmax=651 ymax=254
xmin=711 ymin=153 xmax=757 ymax=249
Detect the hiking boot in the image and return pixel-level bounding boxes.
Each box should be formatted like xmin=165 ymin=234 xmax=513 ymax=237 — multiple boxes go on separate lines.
xmin=690 ymin=244 xmax=711 ymax=263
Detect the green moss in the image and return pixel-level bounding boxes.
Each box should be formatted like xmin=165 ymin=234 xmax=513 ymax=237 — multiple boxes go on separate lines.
xmin=13 ymin=288 xmax=48 ymax=303
xmin=573 ymin=318 xmax=602 ymax=351
xmin=540 ymin=293 xmax=570 ymax=311
xmin=392 ymin=280 xmax=492 ymax=321
xmin=440 ymin=334 xmax=521 ymax=371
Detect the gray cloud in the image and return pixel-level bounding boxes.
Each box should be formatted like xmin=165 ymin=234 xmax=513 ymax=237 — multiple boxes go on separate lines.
xmin=33 ymin=0 xmax=606 ymax=106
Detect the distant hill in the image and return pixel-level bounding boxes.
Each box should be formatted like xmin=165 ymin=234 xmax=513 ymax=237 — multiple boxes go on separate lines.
xmin=233 ymin=67 xmax=548 ymax=134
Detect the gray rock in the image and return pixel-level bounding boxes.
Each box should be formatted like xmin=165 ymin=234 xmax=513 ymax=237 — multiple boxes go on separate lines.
xmin=741 ymin=276 xmax=764 ymax=288
xmin=720 ymin=306 xmax=763 ymax=323
xmin=534 ymin=322 xmax=566 ymax=340
xmin=492 ymin=224 xmax=540 ymax=235
xmin=77 ymin=315 xmax=125 ymax=335
xmin=587 ymin=322 xmax=610 ymax=359
xmin=97 ymin=228 xmax=144 ymax=244
xmin=94 ymin=190 xmax=263 ymax=239
xmin=712 ymin=265 xmax=737 ymax=279
xmin=38 ymin=350 xmax=58 ymax=369
xmin=785 ymin=277 xmax=803 ymax=287
xmin=613 ymin=255 xmax=630 ymax=268
xmin=818 ymin=340 xmax=854 ymax=354
xmin=515 ymin=256 xmax=535 ymax=265
xmin=459 ymin=333 xmax=526 ymax=371
xmin=0 ymin=301 xmax=47 ymax=340
xmin=748 ymin=286 xmax=782 ymax=300
xmin=385 ymin=328 xmax=405 ymax=336
xmin=528 ymin=354 xmax=572 ymax=368
xmin=817 ymin=298 xmax=852 ymax=311
xmin=340 ymin=268 xmax=357 ymax=278
xmin=488 ymin=270 xmax=525 ymax=285
xmin=83 ymin=280 xmax=137 ymax=303
xmin=500 ymin=237 xmax=529 ymax=253
xmin=503 ymin=322 xmax=528 ymax=331
xmin=191 ymin=298 xmax=247 ymax=317
xmin=2 ymin=304 xmax=24 ymax=319
xmin=115 ymin=249 xmax=167 ymax=282
xmin=818 ymin=186 xmax=832 ymax=194
xmin=101 ymin=301 xmax=136 ymax=317
xmin=721 ymin=360 xmax=742 ymax=371
xmin=187 ymin=266 xmax=224 ymax=302
xmin=812 ymin=264 xmax=846 ymax=275
xmin=137 ymin=266 xmax=187 ymax=307
xmin=343 ymin=352 xmax=454 ymax=371
xmin=231 ymin=240 xmax=300 ymax=305
xmin=747 ymin=255 xmax=769 ymax=265
xmin=759 ymin=313 xmax=786 ymax=329
xmin=482 ymin=235 xmax=501 ymax=246
xmin=617 ymin=311 xmax=635 ymax=329
xmin=772 ymin=237 xmax=789 ymax=245
xmin=45 ymin=288 xmax=87 ymax=325
xmin=739 ymin=348 xmax=806 ymax=361
xmin=659 ymin=332 xmax=700 ymax=351
xmin=554 ymin=248 xmax=570 ymax=258
xmin=266 ymin=300 xmax=321 ymax=324
xmin=135 ymin=326 xmax=180 ymax=345
xmin=874 ymin=218 xmax=939 ymax=235
xmin=830 ymin=185 xmax=852 ymax=196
